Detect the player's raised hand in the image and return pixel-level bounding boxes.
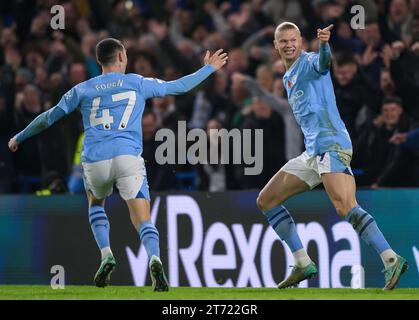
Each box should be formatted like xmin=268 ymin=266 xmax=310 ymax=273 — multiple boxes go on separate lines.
xmin=204 ymin=49 xmax=228 ymax=71
xmin=8 ymin=136 xmax=18 ymax=152
xmin=317 ymin=24 xmax=334 ymax=44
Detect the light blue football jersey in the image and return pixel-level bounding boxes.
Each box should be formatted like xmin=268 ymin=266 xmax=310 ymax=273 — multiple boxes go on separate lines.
xmin=14 ymin=64 xmax=215 ymax=162
xmin=283 ymin=51 xmax=352 ymax=156
xmin=57 ymin=72 xmax=167 ymax=163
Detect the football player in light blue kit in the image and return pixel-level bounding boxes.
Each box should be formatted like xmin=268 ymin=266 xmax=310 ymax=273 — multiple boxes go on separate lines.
xmin=8 ymin=38 xmax=228 ymax=290
xmin=256 ymin=22 xmax=408 ymax=289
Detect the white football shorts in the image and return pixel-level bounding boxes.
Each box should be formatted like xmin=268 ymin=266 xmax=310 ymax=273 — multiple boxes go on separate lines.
xmin=280 ymin=150 xmax=353 ymax=189
xmin=82 ymin=154 xmax=150 ymax=200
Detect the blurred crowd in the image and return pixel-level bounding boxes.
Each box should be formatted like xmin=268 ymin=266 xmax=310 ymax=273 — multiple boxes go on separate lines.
xmin=1 ymin=0 xmax=419 ymax=194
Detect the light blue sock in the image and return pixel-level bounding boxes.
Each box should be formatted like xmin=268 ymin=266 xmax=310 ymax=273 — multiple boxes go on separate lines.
xmin=139 ymin=221 xmax=160 ymax=258
xmin=89 ymin=205 xmax=110 ymax=249
xmin=345 ymin=205 xmax=391 ymax=254
xmin=263 ymin=205 xmax=303 ymax=252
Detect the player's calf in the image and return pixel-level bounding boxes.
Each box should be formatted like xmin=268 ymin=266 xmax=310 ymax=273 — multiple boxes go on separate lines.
xmin=345 ymin=205 xmax=408 ymax=289
xmin=138 ymin=221 xmax=169 ymax=291
xmin=88 ymin=205 xmax=117 ymax=287
xmin=261 ymin=204 xmax=313 ymax=274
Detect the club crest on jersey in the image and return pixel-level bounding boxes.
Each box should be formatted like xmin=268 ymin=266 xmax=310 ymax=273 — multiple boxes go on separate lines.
xmin=287 ymin=75 xmax=297 ymax=89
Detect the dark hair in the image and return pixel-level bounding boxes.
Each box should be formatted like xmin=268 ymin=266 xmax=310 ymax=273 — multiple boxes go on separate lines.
xmin=96 ymin=38 xmax=124 ymax=66
xmin=334 ymin=51 xmax=357 ymax=66
xmin=382 ymin=96 xmax=403 ymax=107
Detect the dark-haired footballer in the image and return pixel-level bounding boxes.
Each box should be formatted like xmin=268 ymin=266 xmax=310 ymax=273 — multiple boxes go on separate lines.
xmin=8 ymin=38 xmax=228 ymax=291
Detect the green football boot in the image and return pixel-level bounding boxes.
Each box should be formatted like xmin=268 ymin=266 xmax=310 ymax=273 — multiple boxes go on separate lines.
xmin=94 ymin=253 xmax=116 ymax=288
xmin=149 ymin=255 xmax=169 ymax=292
xmin=277 ymin=262 xmax=318 ymax=289
xmin=383 ymin=255 xmax=408 ymax=290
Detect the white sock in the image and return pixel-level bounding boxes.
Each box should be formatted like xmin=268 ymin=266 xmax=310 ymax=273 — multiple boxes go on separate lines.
xmin=149 ymin=255 xmax=161 ymax=266
xmin=293 ymin=248 xmax=312 ymax=268
xmin=101 ymin=246 xmax=113 ymax=260
xmin=380 ymin=249 xmax=397 ymax=268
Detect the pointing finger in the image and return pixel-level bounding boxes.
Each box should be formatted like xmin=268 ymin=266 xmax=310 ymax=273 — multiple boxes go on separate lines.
xmin=322 ymin=24 xmax=334 ymax=32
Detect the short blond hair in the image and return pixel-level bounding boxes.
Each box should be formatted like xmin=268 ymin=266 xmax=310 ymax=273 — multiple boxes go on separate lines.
xmin=275 ymin=22 xmax=301 ymax=39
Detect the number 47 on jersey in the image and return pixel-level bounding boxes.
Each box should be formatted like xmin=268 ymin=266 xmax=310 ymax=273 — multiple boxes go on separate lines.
xmin=89 ymin=90 xmax=136 ymax=130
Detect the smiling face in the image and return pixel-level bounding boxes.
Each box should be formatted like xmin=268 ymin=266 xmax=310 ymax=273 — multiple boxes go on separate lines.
xmin=274 ymin=26 xmax=303 ymax=69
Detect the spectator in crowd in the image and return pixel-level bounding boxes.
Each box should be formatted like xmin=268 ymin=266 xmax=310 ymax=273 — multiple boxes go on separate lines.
xmin=379 ymin=68 xmax=398 ymax=100
xmin=1 ymin=0 xmax=419 ymax=193
xmin=387 ymin=39 xmax=419 ymax=120
xmin=357 ymin=20 xmax=386 ymax=90
xmin=0 ymin=94 xmax=14 ymax=192
xmin=330 ymin=18 xmax=363 ymax=54
xmin=189 ymin=68 xmax=232 ymax=129
xmin=12 ymin=85 xmax=43 ymax=191
xmin=379 ymin=0 xmax=412 ymax=43
xmin=232 ymin=71 xmax=303 ymax=160
xmin=152 ymin=95 xmax=180 ymax=132
xmin=142 ymin=109 xmax=177 ymax=191
xmin=197 ymin=118 xmax=229 ymax=192
xmin=238 ymin=96 xmax=286 ymax=189
xmin=332 ymin=51 xmax=380 ymax=139
xmin=353 ymin=97 xmax=415 ymax=187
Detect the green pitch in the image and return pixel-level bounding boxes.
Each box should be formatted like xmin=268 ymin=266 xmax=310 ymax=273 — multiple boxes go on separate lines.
xmin=0 ymin=286 xmax=418 ymax=300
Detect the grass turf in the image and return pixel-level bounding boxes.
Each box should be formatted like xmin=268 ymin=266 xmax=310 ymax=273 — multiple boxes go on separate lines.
xmin=0 ymin=286 xmax=418 ymax=300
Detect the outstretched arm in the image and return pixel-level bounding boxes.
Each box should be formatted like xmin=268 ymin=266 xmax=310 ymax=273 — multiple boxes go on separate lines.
xmin=165 ymin=64 xmax=215 ymax=95
xmin=141 ymin=49 xmax=228 ymax=99
xmin=8 ymin=87 xmax=79 ymax=152
xmin=166 ymin=49 xmax=228 ymax=95
xmin=316 ymin=24 xmax=333 ymax=74
xmin=14 ymin=106 xmax=66 ymax=142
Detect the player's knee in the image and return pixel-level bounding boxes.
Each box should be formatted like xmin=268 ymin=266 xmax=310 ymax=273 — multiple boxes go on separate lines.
xmin=256 ymin=194 xmax=265 ymax=211
xmin=88 ymin=194 xmax=105 ymax=208
xmin=256 ymin=192 xmax=281 ymax=212
xmin=256 ymin=192 xmax=274 ymax=212
xmin=86 ymin=190 xmax=104 ymax=206
xmin=333 ymin=200 xmax=354 ymax=218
